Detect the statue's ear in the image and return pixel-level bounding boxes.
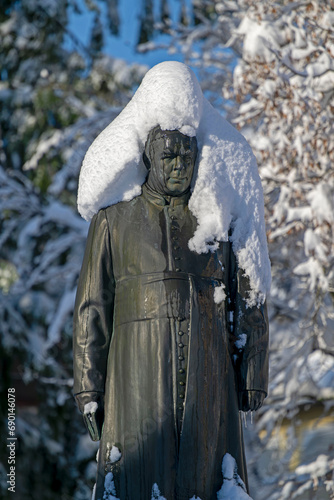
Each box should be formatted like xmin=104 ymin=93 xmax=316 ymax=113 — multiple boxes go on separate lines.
xmin=143 ymin=148 xmax=151 ymax=171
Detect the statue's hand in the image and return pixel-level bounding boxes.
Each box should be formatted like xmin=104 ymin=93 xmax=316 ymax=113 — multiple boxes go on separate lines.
xmin=74 ymin=392 xmax=104 ymax=441
xmin=83 ymin=402 xmax=104 ymax=441
xmin=239 ymin=390 xmax=266 ymax=412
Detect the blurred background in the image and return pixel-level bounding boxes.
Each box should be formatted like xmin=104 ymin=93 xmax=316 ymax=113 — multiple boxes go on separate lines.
xmin=0 ymin=1 xmax=333 ymax=498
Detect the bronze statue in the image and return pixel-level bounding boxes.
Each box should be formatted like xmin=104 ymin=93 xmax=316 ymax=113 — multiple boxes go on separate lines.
xmin=73 ymin=121 xmax=269 ymax=499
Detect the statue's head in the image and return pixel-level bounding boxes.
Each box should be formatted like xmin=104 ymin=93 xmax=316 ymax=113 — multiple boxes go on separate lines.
xmin=144 ymin=126 xmax=198 ymax=196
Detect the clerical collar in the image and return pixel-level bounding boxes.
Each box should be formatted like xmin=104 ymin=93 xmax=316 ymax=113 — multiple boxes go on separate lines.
xmin=142 ymin=183 xmax=190 ymax=208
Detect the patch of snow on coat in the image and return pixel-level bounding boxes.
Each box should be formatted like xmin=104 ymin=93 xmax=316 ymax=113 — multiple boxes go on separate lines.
xmin=235 ymin=333 xmax=247 ymax=350
xmin=217 ymin=453 xmax=253 ymax=500
xmin=109 ymin=446 xmax=122 ymax=463
xmin=78 ymin=61 xmax=271 ymax=306
xmin=151 ymin=483 xmax=167 ymax=500
xmin=214 ymin=283 xmax=226 ymax=304
xmin=103 ymin=472 xmax=119 ymax=500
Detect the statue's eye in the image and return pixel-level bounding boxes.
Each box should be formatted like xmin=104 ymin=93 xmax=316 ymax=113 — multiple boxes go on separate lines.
xmin=181 ymin=154 xmax=192 ymax=163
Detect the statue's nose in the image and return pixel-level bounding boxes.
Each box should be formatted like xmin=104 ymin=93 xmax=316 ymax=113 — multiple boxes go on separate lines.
xmin=174 ymin=155 xmax=183 ymax=170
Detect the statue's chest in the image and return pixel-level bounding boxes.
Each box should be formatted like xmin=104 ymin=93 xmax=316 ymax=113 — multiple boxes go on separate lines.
xmin=109 ymin=199 xmax=228 ymax=281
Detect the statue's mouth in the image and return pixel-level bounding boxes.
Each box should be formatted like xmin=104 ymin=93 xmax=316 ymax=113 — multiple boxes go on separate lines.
xmin=169 ymin=176 xmax=187 ymax=181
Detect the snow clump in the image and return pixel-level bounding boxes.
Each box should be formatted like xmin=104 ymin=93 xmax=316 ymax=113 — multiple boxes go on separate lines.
xmin=103 ymin=472 xmax=119 ymax=500
xmin=84 ymin=402 xmax=98 ymax=414
xmin=109 ymin=446 xmax=122 ymax=463
xmin=151 ymin=483 xmax=167 ymax=500
xmin=217 ymin=453 xmax=253 ymax=499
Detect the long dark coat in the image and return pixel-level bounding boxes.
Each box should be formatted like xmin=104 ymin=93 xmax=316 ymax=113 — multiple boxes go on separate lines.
xmin=73 ymin=185 xmax=269 ymax=500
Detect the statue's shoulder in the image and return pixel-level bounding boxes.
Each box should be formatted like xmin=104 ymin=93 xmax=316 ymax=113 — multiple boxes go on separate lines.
xmin=102 ymin=193 xmax=144 ymax=221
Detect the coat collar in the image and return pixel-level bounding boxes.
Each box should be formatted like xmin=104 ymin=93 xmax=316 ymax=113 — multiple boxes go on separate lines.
xmin=142 ymin=183 xmax=190 ymax=208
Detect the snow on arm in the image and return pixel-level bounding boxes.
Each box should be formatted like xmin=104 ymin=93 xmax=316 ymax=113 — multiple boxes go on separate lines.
xmin=84 ymin=401 xmax=98 ymax=414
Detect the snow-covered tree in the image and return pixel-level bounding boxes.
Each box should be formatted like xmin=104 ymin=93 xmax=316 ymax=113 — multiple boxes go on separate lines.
xmin=156 ymin=1 xmax=334 ymax=498
xmin=0 ymin=2 xmax=146 ymax=499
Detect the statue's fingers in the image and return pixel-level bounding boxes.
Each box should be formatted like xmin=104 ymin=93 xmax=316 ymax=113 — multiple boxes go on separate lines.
xmin=90 ymin=413 xmax=101 ymax=441
xmin=84 ymin=412 xmax=100 ymax=441
xmin=83 ymin=412 xmax=94 ymax=434
xmin=91 ymin=418 xmax=99 ymax=440
xmin=255 ymin=393 xmax=264 ymax=411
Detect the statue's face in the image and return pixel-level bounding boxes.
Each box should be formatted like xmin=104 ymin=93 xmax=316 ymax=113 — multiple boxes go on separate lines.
xmin=147 ymin=130 xmax=197 ymax=196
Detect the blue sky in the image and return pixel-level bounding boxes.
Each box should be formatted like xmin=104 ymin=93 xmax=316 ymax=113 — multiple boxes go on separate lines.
xmin=67 ymin=0 xmax=192 ymax=68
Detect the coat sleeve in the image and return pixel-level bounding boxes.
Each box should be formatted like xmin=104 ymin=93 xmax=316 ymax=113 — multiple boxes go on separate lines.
xmin=73 ymin=209 xmax=115 ymax=399
xmin=229 ymin=245 xmax=269 ymax=397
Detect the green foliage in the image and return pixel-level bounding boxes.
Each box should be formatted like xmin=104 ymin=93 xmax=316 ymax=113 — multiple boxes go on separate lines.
xmin=193 ymin=0 xmax=217 ymax=25
xmin=0 ymin=260 xmax=19 ymax=294
xmin=30 ymin=156 xmax=62 ymax=193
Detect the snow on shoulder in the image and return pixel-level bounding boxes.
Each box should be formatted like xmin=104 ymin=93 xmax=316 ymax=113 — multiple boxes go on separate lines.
xmin=77 ymin=61 xmax=271 ymax=306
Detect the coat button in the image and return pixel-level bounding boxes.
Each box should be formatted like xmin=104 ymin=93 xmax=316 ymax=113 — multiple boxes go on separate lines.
xmin=178 ymin=405 xmax=183 ymax=411
xmin=179 ymin=393 xmax=185 ymax=399
xmin=179 ymin=381 xmax=185 ymax=386
xmin=175 ymin=268 xmax=181 ymax=272
xmin=179 ymin=368 xmax=185 ymax=374
xmin=178 ymin=331 xmax=184 ymax=336
xmin=173 ymin=245 xmax=180 ymax=250
xmin=178 ymin=342 xmax=184 ymax=348
xmin=178 ymin=355 xmax=184 ymax=361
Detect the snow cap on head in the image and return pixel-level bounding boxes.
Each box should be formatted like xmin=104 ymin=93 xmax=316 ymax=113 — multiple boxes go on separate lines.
xmin=78 ymin=61 xmax=271 ymax=306
xmin=78 ymin=61 xmax=202 ymax=223
xmin=134 ymin=60 xmax=202 ymax=136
